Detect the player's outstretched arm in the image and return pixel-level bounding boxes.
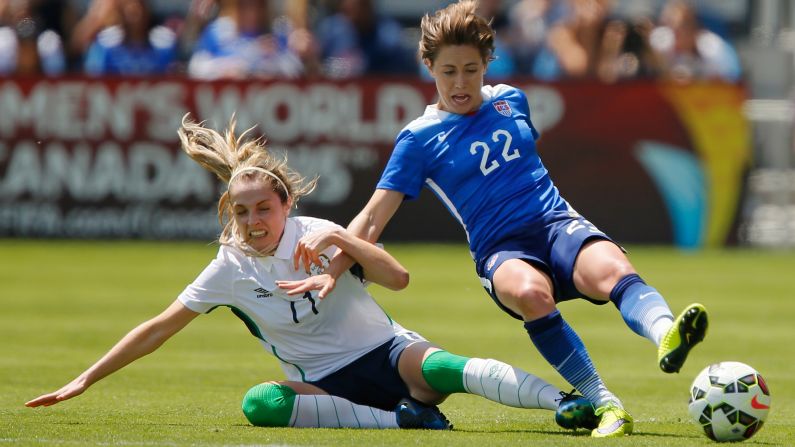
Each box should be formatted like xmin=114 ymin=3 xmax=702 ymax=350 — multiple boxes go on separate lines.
xmin=25 ymin=300 xmax=199 ymax=408
xmin=345 ymin=189 xmax=404 ymax=242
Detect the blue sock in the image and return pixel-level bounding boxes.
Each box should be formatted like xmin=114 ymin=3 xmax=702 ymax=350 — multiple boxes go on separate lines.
xmin=524 ymin=310 xmax=615 ymax=408
xmin=610 ymin=274 xmax=674 ymax=346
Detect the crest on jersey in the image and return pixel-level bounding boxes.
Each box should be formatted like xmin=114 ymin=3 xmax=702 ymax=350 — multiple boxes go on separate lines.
xmin=493 ymin=100 xmax=512 ymax=117
xmin=309 ymin=254 xmax=331 ymax=276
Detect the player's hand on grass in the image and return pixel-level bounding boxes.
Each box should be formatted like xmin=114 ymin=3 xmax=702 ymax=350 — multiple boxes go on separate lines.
xmin=293 ymin=229 xmax=338 ymax=273
xmin=25 ymin=377 xmax=88 ymax=407
xmin=276 ymin=274 xmax=337 ymax=299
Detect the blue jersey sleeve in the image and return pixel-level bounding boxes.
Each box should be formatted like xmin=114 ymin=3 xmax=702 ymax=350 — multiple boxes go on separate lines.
xmin=512 ymin=88 xmax=540 ymax=141
xmin=376 ymin=129 xmax=425 ymax=200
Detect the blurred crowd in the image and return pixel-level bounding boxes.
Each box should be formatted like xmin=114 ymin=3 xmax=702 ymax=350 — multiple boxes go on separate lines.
xmin=0 ymin=0 xmax=743 ymax=82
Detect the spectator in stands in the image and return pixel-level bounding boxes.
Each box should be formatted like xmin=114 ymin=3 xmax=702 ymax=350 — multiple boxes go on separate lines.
xmin=507 ymin=0 xmax=569 ymax=75
xmin=619 ymin=17 xmax=664 ymax=80
xmin=475 ymin=0 xmax=516 ymax=79
xmin=29 ymin=0 xmax=80 ymax=68
xmin=316 ymin=0 xmax=416 ymax=79
xmin=71 ymin=0 xmax=123 ymax=61
xmin=0 ymin=0 xmax=65 ymax=76
xmin=283 ymin=0 xmax=322 ymax=79
xmin=187 ymin=0 xmax=316 ymax=80
xmin=531 ymin=0 xmax=661 ymax=82
xmin=649 ymin=0 xmax=741 ymax=82
xmin=82 ymin=0 xmax=178 ymax=76
xmin=178 ymin=0 xmax=219 ymax=63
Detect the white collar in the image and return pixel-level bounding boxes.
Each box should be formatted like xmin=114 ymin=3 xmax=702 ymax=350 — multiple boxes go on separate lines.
xmin=256 ymin=218 xmax=297 ymax=271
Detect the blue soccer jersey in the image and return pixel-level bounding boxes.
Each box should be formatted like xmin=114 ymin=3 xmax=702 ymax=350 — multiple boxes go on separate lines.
xmin=84 ymin=25 xmax=177 ymax=75
xmin=377 ymin=84 xmax=570 ymax=259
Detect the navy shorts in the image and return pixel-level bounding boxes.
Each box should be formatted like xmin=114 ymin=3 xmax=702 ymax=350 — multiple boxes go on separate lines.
xmin=475 ymin=212 xmax=621 ymax=320
xmin=307 ymin=329 xmax=424 ymax=411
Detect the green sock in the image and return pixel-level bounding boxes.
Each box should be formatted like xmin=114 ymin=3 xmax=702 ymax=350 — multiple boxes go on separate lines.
xmin=421 ymin=350 xmax=469 ymax=394
xmin=242 ymin=383 xmax=399 ymax=428
xmin=424 ymin=352 xmax=563 ymax=410
xmin=242 ymin=383 xmax=296 ymax=427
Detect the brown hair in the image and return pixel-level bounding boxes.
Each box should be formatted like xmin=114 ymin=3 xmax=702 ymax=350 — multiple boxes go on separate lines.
xmin=177 ymin=114 xmax=317 ymax=254
xmin=419 ymin=0 xmax=495 ymax=65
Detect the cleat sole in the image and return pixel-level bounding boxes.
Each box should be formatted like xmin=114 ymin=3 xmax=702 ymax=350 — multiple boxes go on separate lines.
xmin=659 ymin=304 xmax=708 ymax=373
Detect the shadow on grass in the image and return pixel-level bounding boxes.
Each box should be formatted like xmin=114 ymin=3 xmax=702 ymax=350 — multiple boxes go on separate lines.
xmin=44 ymin=421 xmax=200 ymax=427
xmin=453 ymin=427 xmax=708 ymax=440
xmin=451 ymin=428 xmax=590 ymax=437
xmin=41 ymin=421 xmax=778 ymax=445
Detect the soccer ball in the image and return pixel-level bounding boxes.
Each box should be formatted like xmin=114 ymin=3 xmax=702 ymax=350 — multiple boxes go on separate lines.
xmin=688 ymin=361 xmax=771 ymax=442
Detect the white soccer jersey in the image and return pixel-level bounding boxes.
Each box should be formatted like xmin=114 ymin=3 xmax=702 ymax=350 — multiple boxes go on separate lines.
xmin=178 ymin=216 xmax=403 ymax=382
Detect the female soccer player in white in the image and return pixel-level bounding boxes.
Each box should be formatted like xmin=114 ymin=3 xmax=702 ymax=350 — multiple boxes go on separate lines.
xmin=26 ymin=116 xmax=597 ymax=431
xmin=285 ymin=0 xmax=709 ymax=437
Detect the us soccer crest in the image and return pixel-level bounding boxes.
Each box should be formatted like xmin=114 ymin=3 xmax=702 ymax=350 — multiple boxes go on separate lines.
xmin=493 ymin=100 xmax=512 ymax=117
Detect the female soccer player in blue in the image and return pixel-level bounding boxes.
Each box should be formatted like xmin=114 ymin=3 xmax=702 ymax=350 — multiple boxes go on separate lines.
xmin=285 ymin=0 xmax=709 ymax=438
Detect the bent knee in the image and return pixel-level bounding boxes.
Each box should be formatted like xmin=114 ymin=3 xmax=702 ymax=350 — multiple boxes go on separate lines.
xmin=606 ymin=258 xmax=635 ymax=280
xmin=241 ymin=383 xmax=296 ymax=427
xmin=593 ymin=260 xmax=636 ymax=297
xmin=499 ymin=283 xmax=556 ymax=319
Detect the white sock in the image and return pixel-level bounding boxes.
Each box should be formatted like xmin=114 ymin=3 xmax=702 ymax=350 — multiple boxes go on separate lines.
xmin=593 ymin=391 xmax=623 ymax=409
xmin=462 ymin=358 xmax=563 ymax=410
xmin=569 ymin=372 xmax=623 ymax=409
xmin=651 ymin=317 xmax=674 ymax=346
xmin=290 ymin=394 xmax=399 ymax=429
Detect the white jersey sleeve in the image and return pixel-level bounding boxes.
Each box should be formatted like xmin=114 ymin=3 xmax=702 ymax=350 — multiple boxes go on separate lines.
xmin=178 ymin=247 xmax=237 ymax=313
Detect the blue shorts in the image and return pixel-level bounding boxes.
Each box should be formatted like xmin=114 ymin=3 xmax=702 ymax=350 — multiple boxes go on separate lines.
xmin=475 ymin=213 xmax=621 ymax=320
xmin=307 ymin=329 xmax=424 ymax=411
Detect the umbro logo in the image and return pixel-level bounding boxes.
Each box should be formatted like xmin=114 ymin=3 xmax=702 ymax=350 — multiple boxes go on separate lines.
xmin=254 ymin=287 xmax=272 ymax=298
xmin=487 ymin=364 xmax=504 ymax=378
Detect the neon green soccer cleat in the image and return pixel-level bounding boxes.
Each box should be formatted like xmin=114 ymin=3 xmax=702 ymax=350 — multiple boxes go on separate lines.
xmin=591 ymin=404 xmax=634 ymax=438
xmin=658 ymin=303 xmax=709 ymax=373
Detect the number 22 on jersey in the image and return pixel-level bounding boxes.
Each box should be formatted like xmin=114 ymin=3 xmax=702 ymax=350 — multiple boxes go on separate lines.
xmin=469 ymin=129 xmax=521 ymax=176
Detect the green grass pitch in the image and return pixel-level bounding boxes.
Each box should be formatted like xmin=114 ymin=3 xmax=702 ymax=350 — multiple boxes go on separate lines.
xmin=1 ymin=240 xmax=794 ymax=446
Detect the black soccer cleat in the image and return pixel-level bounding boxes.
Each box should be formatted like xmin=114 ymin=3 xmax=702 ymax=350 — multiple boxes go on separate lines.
xmin=395 ymin=398 xmax=452 ymax=430
xmin=554 ymin=390 xmax=599 ymax=430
